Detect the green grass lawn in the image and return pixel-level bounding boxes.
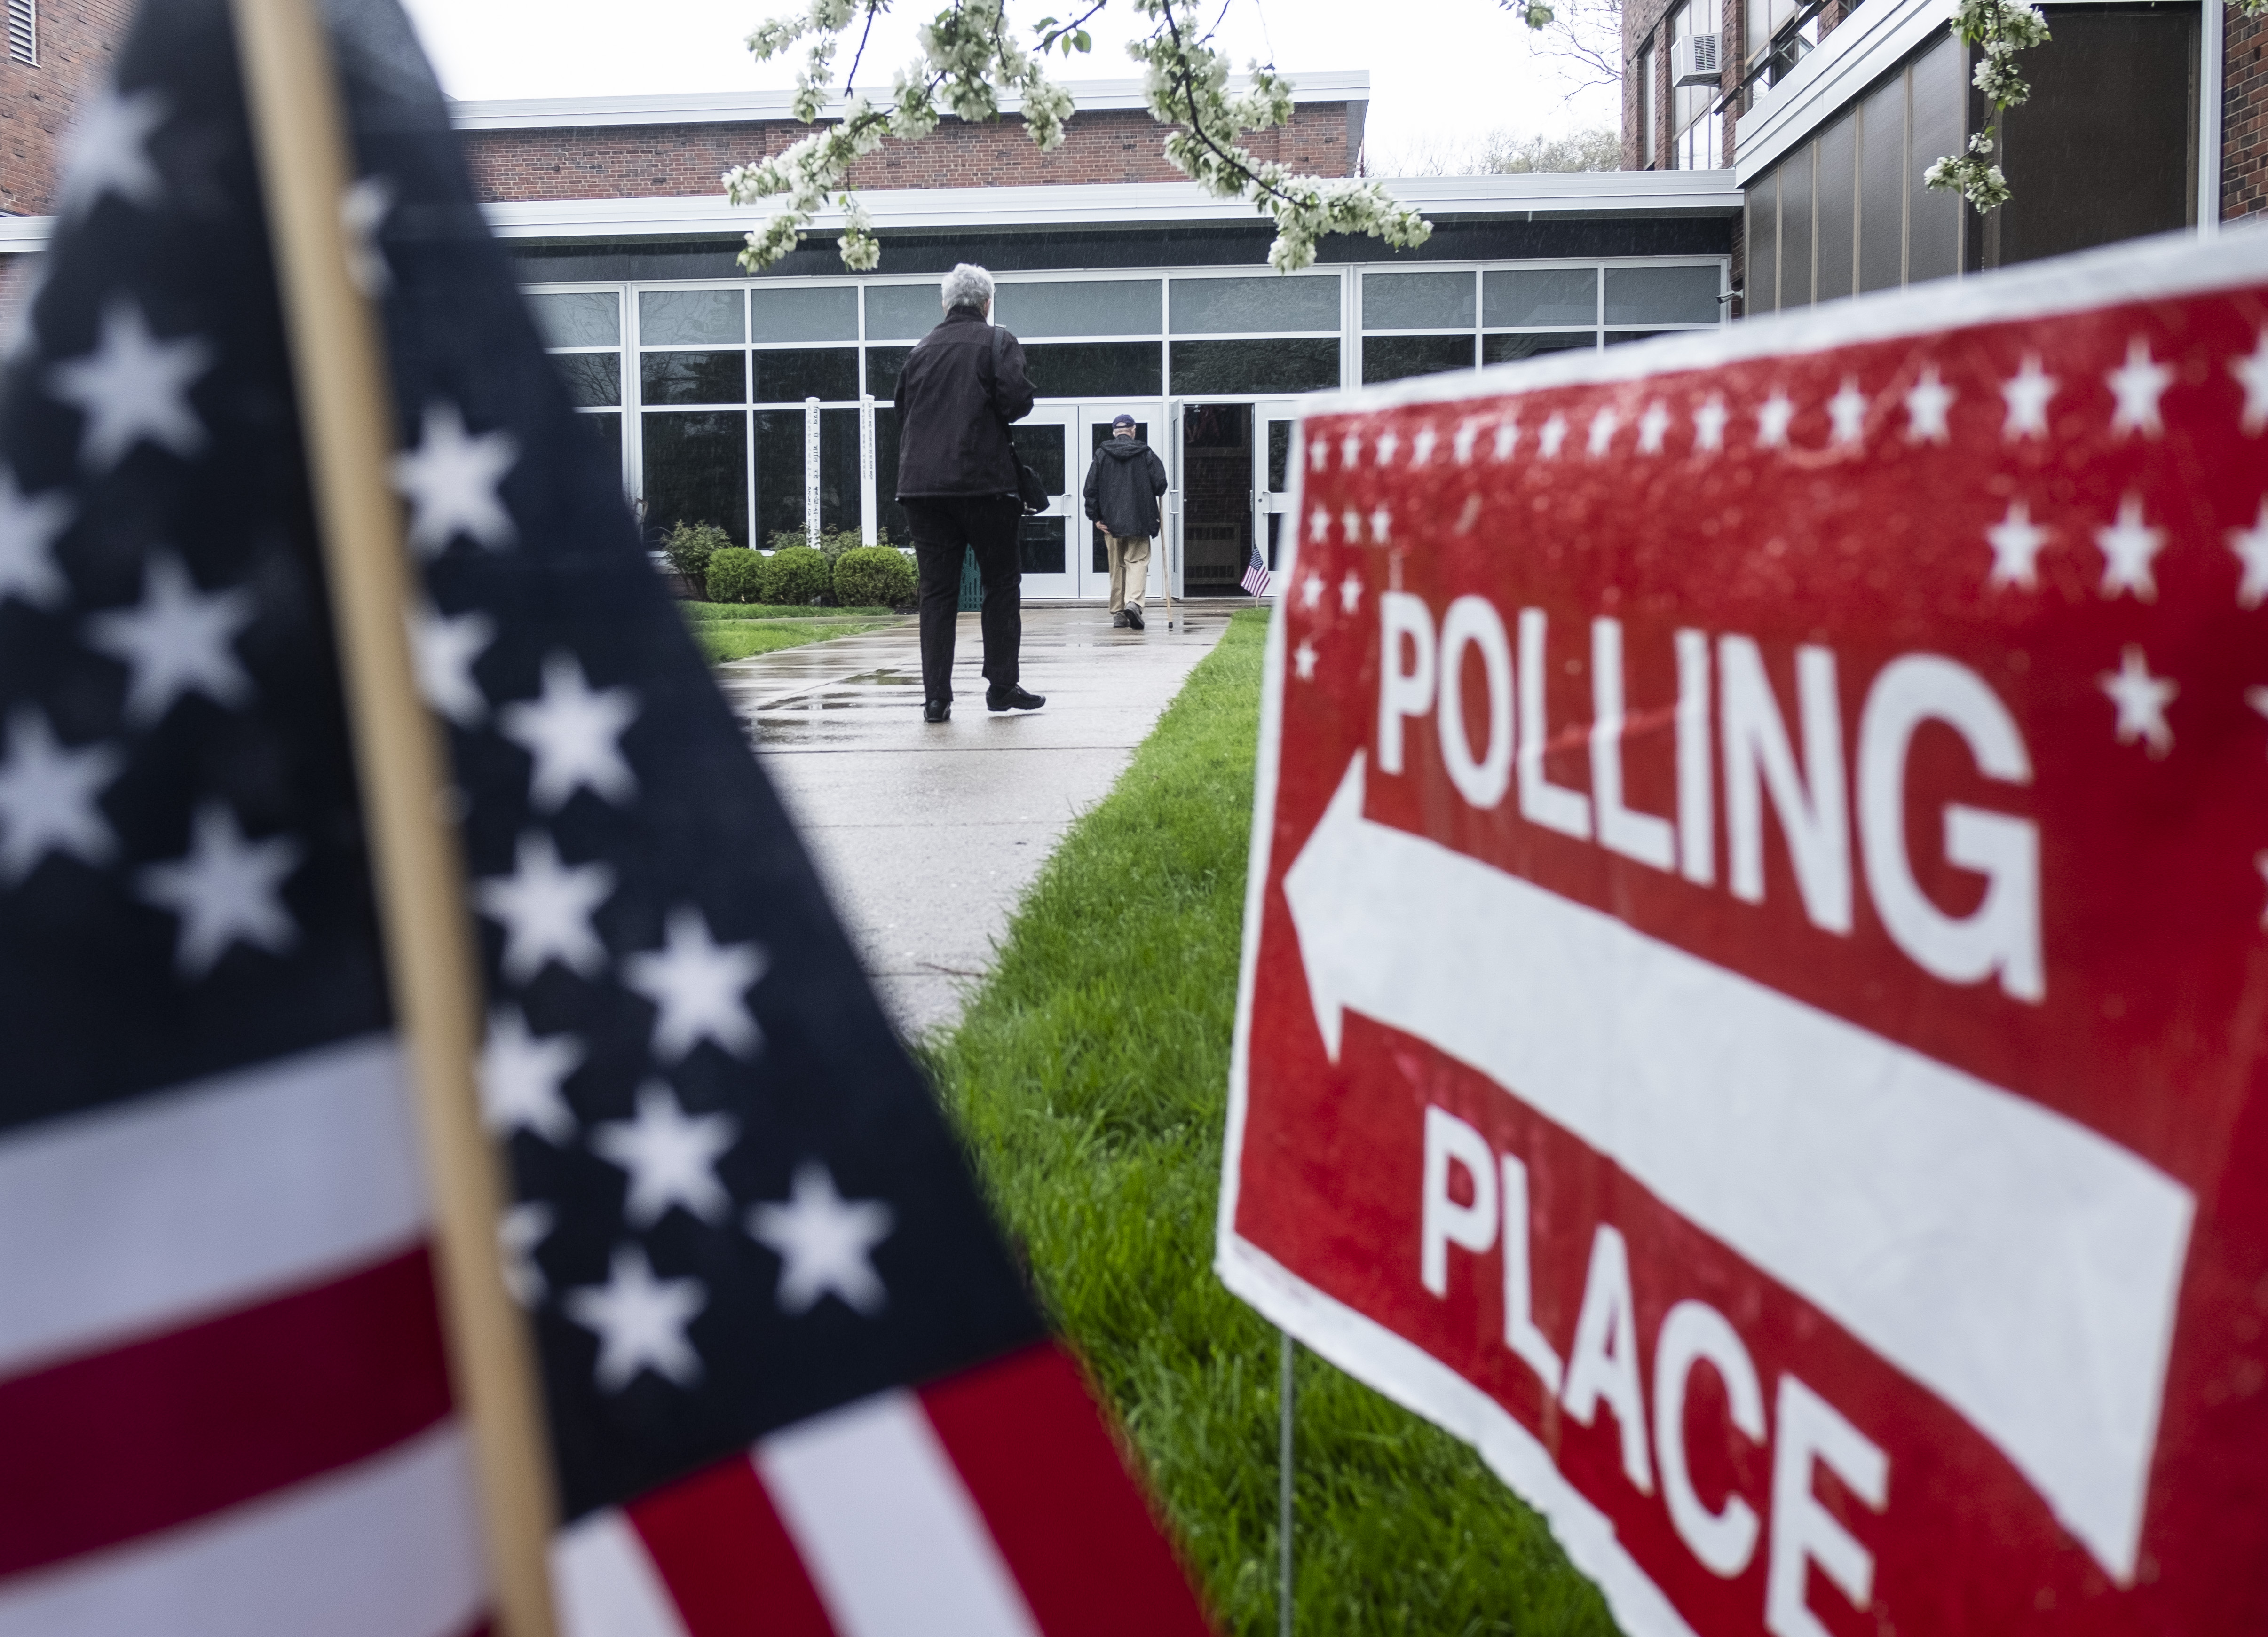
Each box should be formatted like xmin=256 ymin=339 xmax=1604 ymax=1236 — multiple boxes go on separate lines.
xmin=688 ymin=616 xmax=899 ymax=664
xmin=925 ymin=610 xmax=1621 ymax=1637
xmin=682 ymin=601 xmax=901 ymax=621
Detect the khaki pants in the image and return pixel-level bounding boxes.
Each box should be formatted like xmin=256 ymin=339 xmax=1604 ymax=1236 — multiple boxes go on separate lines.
xmin=1106 ymin=531 xmax=1151 ymax=612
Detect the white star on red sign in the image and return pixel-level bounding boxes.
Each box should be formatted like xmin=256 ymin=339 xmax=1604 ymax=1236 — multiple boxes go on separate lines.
xmin=2095 ymin=494 xmax=2166 ymax=601
xmin=1636 ymin=402 xmax=1670 ymax=454
xmin=1309 ymin=438 xmax=1328 ymax=472
xmin=1300 ymin=573 xmax=1324 ymax=609
xmin=1756 ymin=391 xmax=1795 ymax=449
xmin=1309 ymin=506 xmax=1329 ymax=543
xmin=1341 ymin=507 xmax=1363 ymax=544
xmin=1411 ymin=426 xmax=1438 ymax=465
xmin=1340 ymin=572 xmax=1363 ymax=614
xmin=1375 ymin=429 xmax=1399 ymax=467
xmin=1827 ymin=379 xmax=1868 ymax=447
xmin=1692 ymin=396 xmax=1729 ymax=452
xmin=1369 ymin=506 xmax=1392 ymax=543
xmin=1586 ymin=409 xmax=1619 ymax=456
xmin=2099 ymin=645 xmax=2176 ymax=756
xmin=1454 ymin=420 xmax=1482 ymax=464
xmin=2107 ymin=338 xmax=2173 ymax=439
xmin=2230 ymin=331 xmax=2268 ymax=435
xmin=2001 ymin=355 xmax=2057 ymax=440
xmin=2230 ymin=499 xmax=2268 ymax=608
xmin=1538 ymin=415 xmax=1569 ymax=457
xmin=1493 ymin=421 xmax=1519 ymax=461
xmin=1904 ymin=368 xmax=1955 ymax=443
xmin=1294 ymin=639 xmax=1319 ymax=680
xmin=1986 ymin=499 xmax=2051 ymax=589
xmin=1340 ymin=429 xmax=1363 ymax=467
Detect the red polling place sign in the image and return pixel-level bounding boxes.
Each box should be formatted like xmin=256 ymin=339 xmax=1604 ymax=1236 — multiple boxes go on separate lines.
xmin=1219 ymin=231 xmax=2268 ymax=1637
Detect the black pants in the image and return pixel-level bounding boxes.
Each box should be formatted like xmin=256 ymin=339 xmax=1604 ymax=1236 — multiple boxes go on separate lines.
xmin=904 ymin=496 xmax=1022 ymax=704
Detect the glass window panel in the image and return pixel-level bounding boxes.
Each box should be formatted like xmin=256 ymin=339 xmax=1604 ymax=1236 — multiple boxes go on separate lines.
xmin=1815 ymin=114 xmax=1857 ymax=302
xmin=1021 ymin=341 xmax=1161 ymax=398
xmin=864 ymin=283 xmax=944 ymax=339
xmin=1908 ymin=34 xmax=1963 ymax=284
xmin=1362 ymin=271 xmax=1475 ymax=331
xmin=1604 ymin=330 xmax=1676 ymax=346
xmin=553 ymin=352 xmax=621 ymax=408
xmin=527 ymin=290 xmax=620 ymax=348
xmin=582 ymin=411 xmax=621 ymax=480
xmin=1268 ymin=421 xmax=1291 ymax=491
xmin=1170 ymin=338 xmax=1340 ymax=395
xmin=994 ymin=279 xmax=1160 ymax=337
xmin=866 ymin=346 xmax=911 ymax=400
xmin=1780 ymin=140 xmax=1816 ymax=308
xmin=1170 ymin=275 xmax=1341 ymax=334
xmin=750 ymin=285 xmax=857 ymax=342
xmin=1603 ymin=265 xmax=1721 ymax=324
xmin=639 ymin=288 xmax=743 ymax=346
xmin=1365 ymin=333 xmax=1477 ymax=383
xmin=874 ymin=406 xmax=909 ymax=544
xmin=1018 ymin=517 xmax=1067 ymax=575
xmin=1858 ymin=75 xmax=1907 ymax=292
xmin=819 ymin=408 xmax=860 ymax=535
xmin=642 ymin=411 xmax=746 ymax=547
xmin=1009 ymin=423 xmax=1066 ymax=496
xmin=754 ymin=410 xmax=807 ymax=550
xmin=641 ymin=350 xmax=745 ymax=406
xmin=1483 ymin=331 xmax=1597 ymax=362
xmin=752 ymin=347 xmax=859 ymax=403
xmin=1484 ymin=268 xmax=1597 ymax=326
xmin=1747 ymin=168 xmax=1778 ymax=313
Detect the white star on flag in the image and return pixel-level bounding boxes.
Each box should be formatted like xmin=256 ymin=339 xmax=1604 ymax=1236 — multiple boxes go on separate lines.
xmin=1300 ymin=573 xmax=1324 ymax=609
xmin=1341 ymin=507 xmax=1363 ymax=544
xmin=409 ymin=600 xmax=495 ymax=726
xmin=1636 ymin=402 xmax=1671 ymax=454
xmin=1692 ymin=395 xmax=1729 ymax=452
xmin=1454 ymin=420 xmax=1482 ymax=464
xmin=48 ymin=302 xmax=213 ymax=472
xmin=1308 ymin=437 xmax=1328 ymax=472
xmin=1369 ymin=505 xmax=1392 ymax=543
xmin=1411 ymin=426 xmax=1438 ymax=466
xmin=340 ymin=174 xmax=396 ymax=297
xmin=86 ymin=551 xmax=255 ymax=725
xmin=477 ymin=830 xmax=616 ymax=983
xmin=2230 ymin=499 xmax=2268 ymax=608
xmin=1375 ymin=429 xmax=1400 ymax=466
xmin=2094 ymin=493 xmax=2166 ymax=601
xmin=55 ymin=90 xmax=167 ymax=222
xmin=137 ymin=803 xmax=302 ymax=977
xmin=624 ymin=905 xmax=768 ymax=1062
xmin=1538 ymin=414 xmax=1569 ymax=457
xmin=498 ymin=1203 xmax=555 ymax=1307
xmin=0 ymin=708 xmax=120 ymax=884
xmin=564 ymin=1244 xmax=706 ymax=1390
xmin=1339 ymin=572 xmax=1363 ymax=614
xmin=1986 ymin=499 xmax=2052 ymax=589
xmin=1294 ymin=638 xmax=1319 ymax=680
xmin=1827 ymin=379 xmax=1868 ymax=446
xmin=1756 ymin=391 xmax=1796 ymax=449
xmin=2107 ymin=337 xmax=2174 ymax=439
xmin=1308 ymin=505 xmax=1329 ymax=543
xmin=2232 ymin=331 xmax=2268 ymax=435
xmin=499 ymin=652 xmax=638 ymax=812
xmin=593 ymin=1083 xmax=740 ymax=1228
xmin=1493 ymin=421 xmax=1519 ymax=461
xmin=1586 ymin=408 xmax=1620 ymax=457
xmin=2001 ymin=355 xmax=2057 ymax=439
xmin=1904 ymin=368 xmax=1955 ymax=442
xmin=478 ymin=1005 xmax=583 ymax=1143
xmin=392 ymin=399 xmax=519 ymax=556
xmin=2099 ymin=646 xmax=2176 ymax=756
xmin=0 ymin=468 xmax=73 ymax=610
xmin=748 ymin=1162 xmax=895 ymax=1317
xmin=1340 ymin=429 xmax=1363 ymax=467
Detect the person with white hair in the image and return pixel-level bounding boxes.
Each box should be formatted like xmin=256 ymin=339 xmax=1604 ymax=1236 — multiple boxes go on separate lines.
xmin=892 ymin=262 xmax=1044 ymax=722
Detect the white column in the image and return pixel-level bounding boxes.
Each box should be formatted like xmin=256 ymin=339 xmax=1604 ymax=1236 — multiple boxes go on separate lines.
xmin=804 ymin=396 xmax=822 ymax=547
xmin=859 ymin=394 xmax=878 ymax=546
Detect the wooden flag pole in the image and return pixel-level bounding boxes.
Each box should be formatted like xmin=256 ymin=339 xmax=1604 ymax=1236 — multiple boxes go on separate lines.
xmin=229 ymin=3 xmax=562 ymax=1634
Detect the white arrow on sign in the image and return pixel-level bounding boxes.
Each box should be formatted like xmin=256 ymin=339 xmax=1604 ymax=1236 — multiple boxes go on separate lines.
xmin=1280 ymin=751 xmax=2192 ymax=1583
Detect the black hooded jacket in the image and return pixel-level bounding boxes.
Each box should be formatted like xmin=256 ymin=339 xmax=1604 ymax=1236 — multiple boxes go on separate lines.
xmin=892 ymin=306 xmax=1036 ymax=499
xmin=1082 ymin=435 xmax=1170 ymax=539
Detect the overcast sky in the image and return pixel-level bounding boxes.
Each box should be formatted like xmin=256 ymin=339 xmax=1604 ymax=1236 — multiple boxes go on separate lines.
xmin=395 ymin=0 xmax=1619 ymax=172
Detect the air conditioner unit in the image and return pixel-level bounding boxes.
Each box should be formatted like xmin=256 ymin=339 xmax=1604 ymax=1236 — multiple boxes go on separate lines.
xmin=1672 ymin=33 xmax=1721 ymax=85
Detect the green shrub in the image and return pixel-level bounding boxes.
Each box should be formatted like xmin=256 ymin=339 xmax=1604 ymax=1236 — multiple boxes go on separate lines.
xmin=658 ymin=520 xmax=733 ymax=598
xmin=833 ymin=546 xmax=916 ymax=609
xmin=703 ymin=548 xmax=765 ymax=604
xmin=761 ymin=545 xmax=833 ymax=606
xmin=767 ymin=528 xmax=864 ymax=567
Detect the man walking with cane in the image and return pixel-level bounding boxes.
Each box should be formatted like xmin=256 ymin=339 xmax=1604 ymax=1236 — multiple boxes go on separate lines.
xmin=895 ymin=263 xmax=1046 ymax=722
xmin=1082 ymin=413 xmax=1168 ymax=631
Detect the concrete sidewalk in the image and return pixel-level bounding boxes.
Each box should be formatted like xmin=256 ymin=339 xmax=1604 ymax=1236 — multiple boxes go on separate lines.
xmin=717 ymin=605 xmax=1231 ymax=1039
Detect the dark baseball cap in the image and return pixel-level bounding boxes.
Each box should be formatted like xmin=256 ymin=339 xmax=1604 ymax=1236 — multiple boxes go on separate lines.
xmin=1111 ymin=413 xmax=1136 ymax=429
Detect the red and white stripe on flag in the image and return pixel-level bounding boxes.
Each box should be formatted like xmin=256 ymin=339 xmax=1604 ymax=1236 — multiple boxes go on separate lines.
xmin=552 ymin=1344 xmax=1212 ymax=1637
xmin=0 ymin=1036 xmax=488 ymax=1636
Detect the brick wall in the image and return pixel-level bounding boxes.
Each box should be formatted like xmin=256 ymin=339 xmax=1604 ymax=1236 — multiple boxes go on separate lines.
xmin=459 ymin=102 xmax=1359 ymax=203
xmin=0 ymin=0 xmax=132 ymax=215
xmin=2228 ymin=6 xmax=2268 ymax=222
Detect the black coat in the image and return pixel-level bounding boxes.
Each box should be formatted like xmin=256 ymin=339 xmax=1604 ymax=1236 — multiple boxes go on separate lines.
xmin=892 ymin=306 xmax=1036 ymax=499
xmin=1082 ymin=436 xmax=1169 ymax=539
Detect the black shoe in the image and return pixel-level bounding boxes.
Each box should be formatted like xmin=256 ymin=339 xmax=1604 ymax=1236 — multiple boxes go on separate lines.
xmin=986 ymin=685 xmax=1046 ymax=713
xmin=1110 ymin=610 xmax=1130 ymax=628
xmin=923 ymin=700 xmax=951 ymax=723
xmin=1125 ymin=605 xmax=1146 ymax=630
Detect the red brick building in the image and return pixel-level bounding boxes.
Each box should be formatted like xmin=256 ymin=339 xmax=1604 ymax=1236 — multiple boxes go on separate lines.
xmin=0 ymin=0 xmax=131 ymax=215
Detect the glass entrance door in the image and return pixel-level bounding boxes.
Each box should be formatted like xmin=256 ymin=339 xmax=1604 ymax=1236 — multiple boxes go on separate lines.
xmin=1076 ymin=402 xmax=1166 ymax=602
xmin=1178 ymin=401 xmax=1256 ymax=597
xmin=1007 ymin=406 xmax=1077 ymax=599
xmin=1254 ymin=399 xmax=1301 ymax=591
